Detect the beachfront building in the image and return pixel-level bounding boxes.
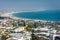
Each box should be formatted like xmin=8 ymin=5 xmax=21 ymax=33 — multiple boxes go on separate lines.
xmin=10 ymin=30 xmax=31 ymax=40
xmin=33 ymin=27 xmax=50 ymax=36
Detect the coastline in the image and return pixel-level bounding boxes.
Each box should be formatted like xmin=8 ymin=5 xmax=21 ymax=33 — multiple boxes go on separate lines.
xmin=0 ymin=11 xmax=57 ymax=23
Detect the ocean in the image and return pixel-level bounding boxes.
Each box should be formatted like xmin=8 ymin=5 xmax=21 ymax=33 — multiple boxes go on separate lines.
xmin=13 ymin=10 xmax=60 ymax=21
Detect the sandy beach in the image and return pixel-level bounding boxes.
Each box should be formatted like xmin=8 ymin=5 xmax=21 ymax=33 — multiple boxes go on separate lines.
xmin=0 ymin=11 xmax=55 ymax=23
xmin=0 ymin=12 xmax=14 ymax=17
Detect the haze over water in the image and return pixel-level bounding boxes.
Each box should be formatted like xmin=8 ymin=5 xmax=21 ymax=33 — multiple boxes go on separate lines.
xmin=0 ymin=0 xmax=60 ymax=21
xmin=0 ymin=0 xmax=60 ymax=11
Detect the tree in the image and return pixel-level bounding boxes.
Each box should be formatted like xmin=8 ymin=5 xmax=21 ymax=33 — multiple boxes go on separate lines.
xmin=1 ymin=34 xmax=7 ymax=40
xmin=31 ymin=34 xmax=39 ymax=40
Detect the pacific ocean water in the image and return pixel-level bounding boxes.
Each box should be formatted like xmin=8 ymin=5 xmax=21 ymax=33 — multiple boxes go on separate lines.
xmin=13 ymin=10 xmax=60 ymax=21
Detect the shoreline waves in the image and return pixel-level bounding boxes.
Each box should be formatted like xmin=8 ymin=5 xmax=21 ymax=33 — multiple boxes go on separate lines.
xmin=0 ymin=11 xmax=60 ymax=22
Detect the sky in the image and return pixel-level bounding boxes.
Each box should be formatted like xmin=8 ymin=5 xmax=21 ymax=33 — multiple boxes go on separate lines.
xmin=0 ymin=0 xmax=60 ymax=11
